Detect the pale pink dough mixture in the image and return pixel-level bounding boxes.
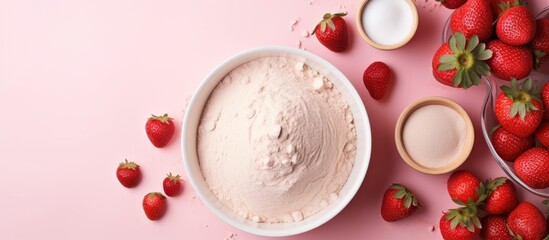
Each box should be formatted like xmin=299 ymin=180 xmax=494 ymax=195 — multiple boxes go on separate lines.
xmin=197 ymin=57 xmax=357 ymax=223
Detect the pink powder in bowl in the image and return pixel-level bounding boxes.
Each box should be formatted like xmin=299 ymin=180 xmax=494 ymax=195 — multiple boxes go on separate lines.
xmin=395 ymin=96 xmax=474 ymax=174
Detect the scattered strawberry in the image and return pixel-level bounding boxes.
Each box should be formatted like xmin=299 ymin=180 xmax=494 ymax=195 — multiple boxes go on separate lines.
xmin=363 ymin=62 xmax=392 ymax=100
xmin=535 ymin=121 xmax=549 ymax=148
xmin=542 ymin=82 xmax=549 ymax=119
xmin=486 ymin=40 xmax=533 ymax=81
xmin=450 ymin=0 xmax=494 ymax=42
xmin=507 ymin=201 xmax=548 ymax=240
xmin=163 ymin=173 xmax=183 ymax=197
xmin=495 ymin=78 xmax=542 ymax=138
xmin=482 ymin=177 xmax=518 ymax=215
xmin=532 ymin=18 xmax=549 ymax=68
xmin=496 ymin=5 xmax=536 ymax=46
xmin=146 ymin=113 xmax=175 ymax=148
xmin=380 ymin=183 xmax=421 ymax=222
xmin=436 ymin=0 xmax=467 ymax=9
xmin=432 ymin=32 xmax=492 ymax=89
xmin=142 ymin=192 xmax=167 ymax=221
xmin=514 ymin=147 xmax=549 ymax=189
xmin=116 ymin=159 xmax=141 ymax=188
xmin=312 ymin=12 xmax=348 ymax=52
xmin=490 ymin=0 xmax=527 ymax=17
xmin=439 ymin=207 xmax=481 ymax=240
xmin=447 ymin=170 xmax=483 ymax=205
xmin=480 ymin=215 xmax=513 ymax=240
xmin=491 ymin=126 xmax=535 ymax=162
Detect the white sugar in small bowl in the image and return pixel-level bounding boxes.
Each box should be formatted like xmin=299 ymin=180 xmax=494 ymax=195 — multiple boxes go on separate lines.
xmin=356 ymin=0 xmax=419 ymax=50
xmin=182 ymin=46 xmax=372 ymax=237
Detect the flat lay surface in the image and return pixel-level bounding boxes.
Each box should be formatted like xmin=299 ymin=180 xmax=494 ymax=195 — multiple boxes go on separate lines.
xmin=2 ymin=0 xmax=549 ymax=239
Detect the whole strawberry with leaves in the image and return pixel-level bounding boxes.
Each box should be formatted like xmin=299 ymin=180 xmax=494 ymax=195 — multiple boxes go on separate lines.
xmin=507 ymin=201 xmax=548 ymax=240
xmin=481 ymin=177 xmax=518 ymax=215
xmin=495 ymin=78 xmax=542 ymax=138
xmin=146 ymin=113 xmax=175 ymax=148
xmin=439 ymin=206 xmax=482 ymax=240
xmin=486 ymin=40 xmax=533 ymax=81
xmin=432 ymin=32 xmax=492 ymax=89
xmin=380 ymin=183 xmax=420 ymax=222
xmin=491 ymin=126 xmax=535 ymax=162
xmin=312 ymin=12 xmax=348 ymax=52
xmin=514 ymin=147 xmax=549 ymax=189
xmin=450 ymin=0 xmax=494 ymax=42
xmin=163 ymin=173 xmax=183 ymax=197
xmin=496 ymin=5 xmax=536 ymax=46
xmin=436 ymin=0 xmax=467 ymax=9
xmin=363 ymin=61 xmax=392 ymax=100
xmin=116 ymin=159 xmax=141 ymax=188
xmin=532 ymin=18 xmax=549 ymax=68
xmin=481 ymin=215 xmax=513 ymax=240
xmin=143 ymin=192 xmax=167 ymax=221
xmin=447 ymin=170 xmax=483 ymax=205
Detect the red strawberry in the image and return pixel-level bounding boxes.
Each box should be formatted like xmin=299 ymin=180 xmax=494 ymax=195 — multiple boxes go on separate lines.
xmin=495 ymin=78 xmax=543 ymax=138
xmin=481 ymin=215 xmax=513 ymax=240
xmin=532 ymin=18 xmax=549 ymax=68
xmin=496 ymin=6 xmax=536 ymax=46
xmin=447 ymin=170 xmax=483 ymax=205
xmin=543 ymin=82 xmax=549 ymax=119
xmin=491 ymin=126 xmax=535 ymax=162
xmin=439 ymin=207 xmax=481 ymax=240
xmin=380 ymin=183 xmax=421 ymax=222
xmin=363 ymin=62 xmax=392 ymax=100
xmin=432 ymin=32 xmax=492 ymax=89
xmin=312 ymin=12 xmax=348 ymax=52
xmin=486 ymin=40 xmax=533 ymax=81
xmin=507 ymin=201 xmax=547 ymax=240
xmin=436 ymin=0 xmax=467 ymax=9
xmin=450 ymin=0 xmax=494 ymax=42
xmin=490 ymin=0 xmax=527 ymax=17
xmin=514 ymin=147 xmax=549 ymax=189
xmin=116 ymin=159 xmax=141 ymax=188
xmin=535 ymin=121 xmax=549 ymax=147
xmin=163 ymin=173 xmax=183 ymax=197
xmin=146 ymin=113 xmax=175 ymax=148
xmin=142 ymin=192 xmax=167 ymax=221
xmin=482 ymin=177 xmax=518 ymax=215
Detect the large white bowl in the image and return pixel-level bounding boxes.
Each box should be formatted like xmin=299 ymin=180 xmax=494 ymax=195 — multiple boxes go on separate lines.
xmin=181 ymin=46 xmax=372 ymax=237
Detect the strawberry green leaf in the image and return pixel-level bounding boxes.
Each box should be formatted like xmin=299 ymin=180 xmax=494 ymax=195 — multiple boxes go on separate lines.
xmin=475 ymin=47 xmax=492 ymax=61
xmin=320 ymin=21 xmax=327 ymax=32
xmin=453 ymin=70 xmax=463 ymax=87
xmin=455 ymin=32 xmax=466 ymax=51
xmin=404 ymin=195 xmax=412 ymax=208
xmin=449 ymin=34 xmax=459 ymax=53
xmin=327 ymin=20 xmax=336 ymax=31
xmin=393 ymin=190 xmax=407 ymax=199
xmin=466 ymin=35 xmax=479 ymax=52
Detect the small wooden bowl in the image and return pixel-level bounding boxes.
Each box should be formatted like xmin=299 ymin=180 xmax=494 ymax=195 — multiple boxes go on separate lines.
xmin=395 ymin=96 xmax=474 ymax=174
xmin=356 ymin=0 xmax=418 ymax=50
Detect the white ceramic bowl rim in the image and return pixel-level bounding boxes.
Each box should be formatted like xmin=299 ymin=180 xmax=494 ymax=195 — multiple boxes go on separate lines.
xmin=181 ymin=46 xmax=372 ymax=237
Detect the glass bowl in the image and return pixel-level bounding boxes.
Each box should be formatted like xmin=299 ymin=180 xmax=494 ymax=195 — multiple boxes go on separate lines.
xmin=481 ymin=74 xmax=549 ymax=198
xmin=442 ymin=7 xmax=549 ymax=197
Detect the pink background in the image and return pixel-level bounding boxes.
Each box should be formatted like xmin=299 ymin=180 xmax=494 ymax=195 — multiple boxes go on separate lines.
xmin=2 ymin=0 xmax=549 ymax=239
